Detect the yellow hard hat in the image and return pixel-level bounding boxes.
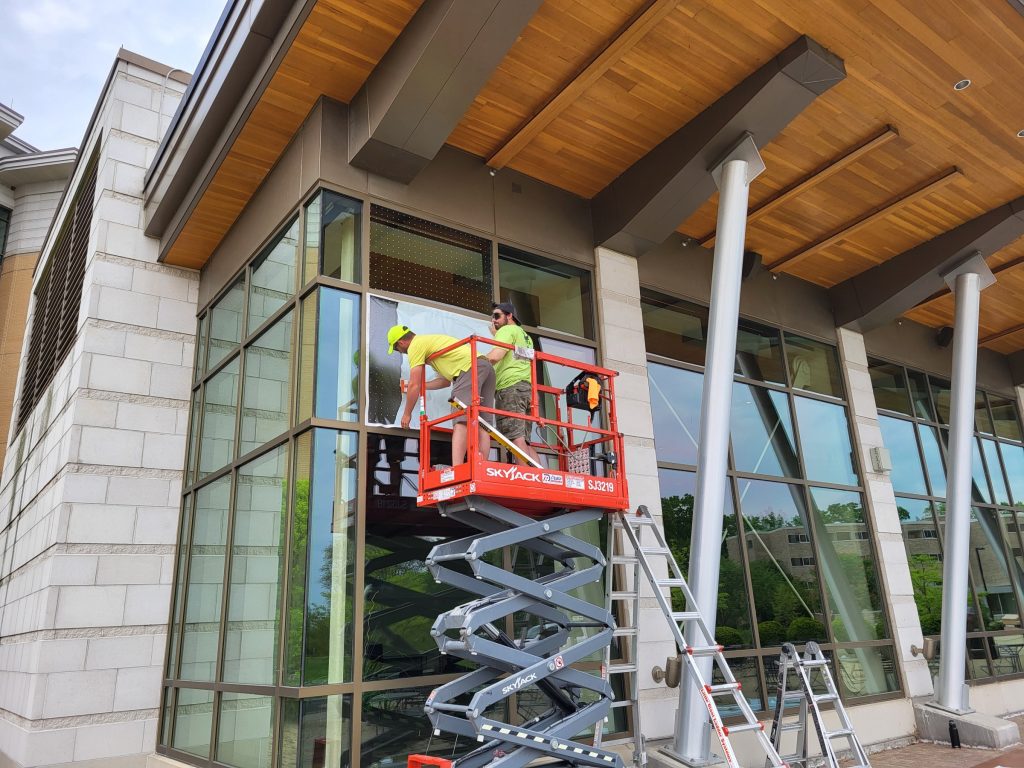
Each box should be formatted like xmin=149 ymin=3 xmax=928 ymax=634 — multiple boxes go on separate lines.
xmin=387 ymin=324 xmax=411 ymax=354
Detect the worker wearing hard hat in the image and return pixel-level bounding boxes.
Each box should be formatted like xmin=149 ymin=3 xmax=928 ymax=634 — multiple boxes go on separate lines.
xmin=387 ymin=324 xmax=494 ymax=465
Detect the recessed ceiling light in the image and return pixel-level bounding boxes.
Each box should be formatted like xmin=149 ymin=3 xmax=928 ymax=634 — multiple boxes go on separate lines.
xmin=953 ymin=78 xmax=971 ymax=91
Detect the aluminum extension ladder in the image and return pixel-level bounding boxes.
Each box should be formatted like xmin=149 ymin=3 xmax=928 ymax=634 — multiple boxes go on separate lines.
xmin=609 ymin=506 xmax=788 ymax=768
xmin=421 ymin=496 xmax=624 ymax=768
xmin=767 ymin=642 xmax=870 ymax=768
xmin=593 ymin=514 xmax=645 ymax=766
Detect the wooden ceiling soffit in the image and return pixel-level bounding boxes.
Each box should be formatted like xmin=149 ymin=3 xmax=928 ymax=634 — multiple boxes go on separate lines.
xmin=485 ymin=0 xmax=679 ymax=172
xmin=698 ymin=125 xmax=899 ymax=248
xmin=591 ymin=36 xmax=845 ymax=259
xmin=981 ymin=322 xmax=1024 ymax=346
xmin=768 ymin=166 xmax=962 ymax=272
xmin=915 ymin=252 xmax=1024 ymax=308
xmin=830 ymin=195 xmax=1024 ymax=332
xmin=348 ymin=0 xmax=542 ymax=183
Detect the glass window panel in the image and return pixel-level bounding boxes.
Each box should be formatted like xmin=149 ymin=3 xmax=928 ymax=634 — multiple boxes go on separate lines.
xmin=172 ymin=688 xmax=214 ymax=758
xmin=186 ymin=396 xmax=201 ymax=486
xmin=199 ymin=358 xmax=239 ymax=478
xmin=498 ymin=246 xmax=594 ymax=338
xmin=730 ymin=383 xmax=799 ymax=477
xmin=808 ymin=487 xmax=887 ymax=641
xmin=867 ymin=359 xmax=911 ymax=415
xmin=976 ymin=391 xmax=994 ymax=435
xmin=896 ymin=497 xmax=943 ymax=635
xmin=286 ymin=429 xmax=358 ymax=686
xmin=982 ymin=439 xmax=1010 ymax=506
xmin=991 ymin=633 xmax=1024 ymax=677
xmin=919 ymin=425 xmax=946 ymax=497
xmin=216 ymin=693 xmax=273 ymax=768
xmin=649 ymin=363 xmax=702 ymax=467
xmin=360 ymin=685 xmax=476 ymax=768
xmin=195 ymin=314 xmax=208 ymax=382
xmin=315 ymin=288 xmax=361 ymax=422
xmin=369 ymin=205 xmax=491 ymax=313
xmin=736 ymin=479 xmax=825 ymax=644
xmin=907 ymin=369 xmax=934 ymax=421
xmin=783 ymin=333 xmax=843 ymax=398
xmin=640 ymin=291 xmax=707 ymax=365
xmin=990 ymin=396 xmax=1022 ymax=442
xmin=180 ymin=477 xmax=230 ymax=681
xmin=160 ymin=687 xmax=173 ymax=746
xmin=793 ymin=396 xmax=858 ymax=486
xmin=659 ymin=468 xmax=754 ymax=648
xmin=735 ymin=320 xmax=785 ymax=385
xmin=209 ymin=278 xmax=245 ymax=369
xmin=532 ymin=336 xmax=601 ymax=442
xmin=930 ymin=378 xmax=952 ymax=425
xmin=878 ymin=416 xmax=927 ymax=495
xmin=240 ymin=311 xmax=294 ymax=455
xmin=835 ymin=646 xmax=900 ymax=697
xmin=1001 ymin=442 xmax=1024 ymax=505
xmin=314 ymin=191 xmax=361 ymax=283
xmin=971 ymin=437 xmax=992 ymax=503
xmin=712 ymin=656 xmax=764 ymax=716
xmin=166 ymin=495 xmax=193 ymax=679
xmin=297 ymin=292 xmax=316 ymax=423
xmin=971 ymin=507 xmax=1020 ymax=630
xmin=279 ymin=695 xmax=352 ymax=768
xmin=247 ymin=218 xmax=298 ymax=334
xmin=222 ymin=446 xmax=288 ymax=684
xmin=363 ymin=434 xmax=478 ymax=680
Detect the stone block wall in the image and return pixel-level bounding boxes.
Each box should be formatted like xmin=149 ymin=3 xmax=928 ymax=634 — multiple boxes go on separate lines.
xmin=0 ymin=54 xmax=196 ymax=768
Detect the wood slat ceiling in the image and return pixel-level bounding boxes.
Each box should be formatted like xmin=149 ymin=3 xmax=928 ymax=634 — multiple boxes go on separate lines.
xmin=164 ymin=0 xmax=422 ymax=269
xmin=447 ymin=0 xmax=1024 ymax=350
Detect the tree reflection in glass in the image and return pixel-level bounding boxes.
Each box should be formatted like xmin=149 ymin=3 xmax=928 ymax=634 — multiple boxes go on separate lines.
xmin=896 ymin=497 xmax=942 ymax=635
xmin=658 ymin=468 xmax=754 ymax=650
xmin=735 ymin=479 xmax=825 ymax=645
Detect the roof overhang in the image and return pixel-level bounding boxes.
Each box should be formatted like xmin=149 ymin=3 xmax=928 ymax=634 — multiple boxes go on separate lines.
xmin=0 ymin=149 xmax=77 ymax=187
xmin=0 ymin=103 xmax=24 ymax=144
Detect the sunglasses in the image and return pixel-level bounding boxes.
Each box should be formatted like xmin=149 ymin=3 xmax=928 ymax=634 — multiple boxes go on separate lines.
xmin=491 ymin=312 xmax=504 ymax=319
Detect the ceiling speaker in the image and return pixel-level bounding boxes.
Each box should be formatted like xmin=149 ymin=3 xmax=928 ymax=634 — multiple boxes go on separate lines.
xmin=935 ymin=326 xmax=954 ymax=348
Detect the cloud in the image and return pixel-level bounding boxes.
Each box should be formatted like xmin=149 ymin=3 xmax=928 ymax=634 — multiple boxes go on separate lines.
xmin=1 ymin=0 xmax=224 ymax=149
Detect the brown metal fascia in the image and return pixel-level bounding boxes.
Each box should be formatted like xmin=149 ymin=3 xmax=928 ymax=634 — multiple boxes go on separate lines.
xmin=143 ymin=0 xmax=300 ymax=241
xmin=347 ymin=0 xmax=543 ymax=184
xmin=590 ymin=35 xmax=846 ymax=259
xmin=830 ymin=196 xmax=1024 ymax=332
xmin=1008 ymin=349 xmax=1024 ymax=387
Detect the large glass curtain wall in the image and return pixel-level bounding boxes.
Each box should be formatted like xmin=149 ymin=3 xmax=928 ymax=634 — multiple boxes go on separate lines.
xmin=641 ymin=291 xmax=902 ymax=717
xmin=869 ymin=359 xmax=1024 ymax=682
xmin=161 ymin=189 xmax=606 ymax=768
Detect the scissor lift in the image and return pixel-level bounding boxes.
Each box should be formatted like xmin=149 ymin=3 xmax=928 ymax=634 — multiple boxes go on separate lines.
xmin=407 ymin=335 xmax=629 ymax=768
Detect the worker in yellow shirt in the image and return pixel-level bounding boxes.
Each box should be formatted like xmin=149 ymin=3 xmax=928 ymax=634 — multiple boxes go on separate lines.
xmin=388 ymin=325 xmax=493 ymax=465
xmin=485 ymin=302 xmax=542 ymax=466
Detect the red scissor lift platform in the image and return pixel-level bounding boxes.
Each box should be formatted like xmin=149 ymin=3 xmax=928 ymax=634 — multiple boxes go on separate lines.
xmin=414 ymin=335 xmax=629 ymax=516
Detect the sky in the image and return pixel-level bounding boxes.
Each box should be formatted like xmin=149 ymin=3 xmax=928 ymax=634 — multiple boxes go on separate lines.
xmin=1 ymin=0 xmax=227 ymax=150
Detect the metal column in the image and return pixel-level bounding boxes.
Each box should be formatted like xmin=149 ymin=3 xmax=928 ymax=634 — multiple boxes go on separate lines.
xmin=934 ymin=254 xmax=994 ymax=713
xmin=671 ymin=134 xmax=765 ymax=763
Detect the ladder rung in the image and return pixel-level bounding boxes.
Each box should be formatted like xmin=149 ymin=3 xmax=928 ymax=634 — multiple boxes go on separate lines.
xmin=671 ymin=612 xmax=701 ymax=622
xmin=826 ymin=727 xmax=853 ymax=738
xmin=800 ymin=659 xmax=829 ymax=668
xmin=704 ymin=682 xmax=741 ymax=695
xmin=640 ymin=547 xmax=670 ymax=555
xmin=609 ymin=700 xmax=632 ymax=709
xmin=608 ymin=663 xmax=637 ymax=674
xmin=613 ymin=627 xmax=638 ymax=637
xmin=781 ymin=722 xmax=804 ymax=732
xmin=783 ymin=690 xmax=804 ymax=700
xmin=610 ymin=591 xmax=639 ymax=600
xmin=611 ymin=555 xmax=637 ymax=564
xmin=685 ymin=645 xmax=722 ymax=657
xmin=722 ymin=721 xmax=763 ymax=735
xmin=617 ymin=516 xmax=657 ymax=527
xmin=781 ymin=754 xmax=810 ymax=763
xmin=814 ymin=693 xmax=838 ymax=704
xmin=656 ymin=578 xmax=688 ymax=587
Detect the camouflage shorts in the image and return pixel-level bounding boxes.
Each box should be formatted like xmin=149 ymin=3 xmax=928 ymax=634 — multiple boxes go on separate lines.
xmin=496 ymin=380 xmax=532 ymax=440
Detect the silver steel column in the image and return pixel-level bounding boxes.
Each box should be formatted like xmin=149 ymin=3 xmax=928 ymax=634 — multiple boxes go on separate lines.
xmin=672 ymin=135 xmax=764 ymax=763
xmin=934 ymin=257 xmax=992 ymax=713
